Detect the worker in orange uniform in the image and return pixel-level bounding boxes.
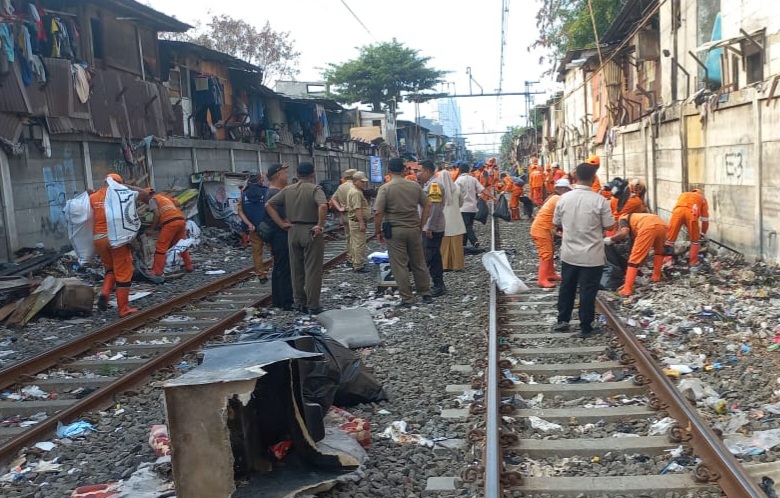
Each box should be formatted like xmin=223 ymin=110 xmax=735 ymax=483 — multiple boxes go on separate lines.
xmin=149 ymin=190 xmax=192 ymax=276
xmin=585 ymin=155 xmax=602 ymax=193
xmin=529 ymin=162 xmax=545 ymax=206
xmin=544 ymin=164 xmax=555 ymax=198
xmin=509 ymin=177 xmax=525 ymax=221
xmin=531 ymin=178 xmax=572 ymax=287
xmin=665 ymin=188 xmax=709 ymax=266
xmin=552 ymin=163 xmax=565 ymax=182
xmin=90 ymin=174 xmax=139 ymax=317
xmin=502 ymin=173 xmax=515 ymax=195
xmin=605 ymin=213 xmax=669 ymax=296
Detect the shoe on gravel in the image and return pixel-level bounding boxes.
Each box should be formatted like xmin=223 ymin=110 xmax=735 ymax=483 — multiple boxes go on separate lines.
xmin=354 ymin=267 xmax=370 ymax=273
xmin=396 ymin=302 xmax=414 ymax=309
xmin=430 ymin=287 xmax=446 ymax=297
xmin=578 ymin=327 xmax=604 ymax=338
xmin=258 ymin=277 xmax=269 ymax=284
xmin=422 ymin=295 xmax=434 ymax=304
xmin=97 ymin=294 xmax=108 ymax=311
xmin=552 ymin=321 xmax=570 ymax=332
xmin=308 ymin=307 xmax=324 ymax=315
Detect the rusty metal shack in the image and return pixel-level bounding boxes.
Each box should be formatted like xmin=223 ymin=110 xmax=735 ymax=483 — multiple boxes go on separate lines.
xmin=0 ymin=0 xmax=374 ymax=261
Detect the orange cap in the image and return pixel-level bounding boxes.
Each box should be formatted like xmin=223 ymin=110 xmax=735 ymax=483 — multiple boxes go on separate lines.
xmin=107 ymin=173 xmax=123 ymax=183
xmin=586 ymin=155 xmax=600 ymax=167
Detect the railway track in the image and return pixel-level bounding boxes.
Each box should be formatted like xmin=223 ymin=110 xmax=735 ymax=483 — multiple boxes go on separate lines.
xmin=0 ymin=230 xmax=365 ymax=463
xmin=468 ymin=217 xmax=772 ymax=497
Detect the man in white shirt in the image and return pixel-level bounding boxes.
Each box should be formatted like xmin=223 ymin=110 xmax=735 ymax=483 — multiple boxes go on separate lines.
xmin=552 ymin=163 xmax=616 ymax=337
xmin=456 ymin=163 xmax=486 ymax=248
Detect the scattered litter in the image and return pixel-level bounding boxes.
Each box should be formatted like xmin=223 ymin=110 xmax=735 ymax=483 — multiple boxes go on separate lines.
xmin=677 ymin=378 xmax=719 ymax=401
xmin=528 ymin=416 xmax=562 ymax=432
xmin=377 ymin=409 xmax=391 ymax=415
xmin=649 ymin=417 xmax=676 ymax=436
xmin=660 ymin=462 xmax=686 ymax=474
xmin=724 ymin=428 xmax=780 ymax=456
xmin=205 ymin=270 xmax=226 ymax=275
xmin=56 ymin=420 xmax=95 ymax=438
xmin=34 ymin=441 xmax=55 ymax=452
xmin=325 ymin=407 xmax=371 ymax=448
xmin=379 ymin=421 xmax=433 ymax=447
xmin=612 ymin=432 xmax=641 ymax=438
xmin=148 ymin=425 xmax=171 ymax=457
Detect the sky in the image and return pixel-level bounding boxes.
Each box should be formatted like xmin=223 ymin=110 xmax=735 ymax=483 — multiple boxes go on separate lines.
xmin=148 ymin=0 xmax=559 ymax=154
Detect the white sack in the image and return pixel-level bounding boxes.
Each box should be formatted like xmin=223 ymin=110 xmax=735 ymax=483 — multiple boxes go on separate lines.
xmin=64 ymin=191 xmax=94 ymax=263
xmin=165 ymin=238 xmax=196 ymax=273
xmin=105 ymin=177 xmax=140 ymax=248
xmin=185 ymin=219 xmax=201 ymax=243
xmin=482 ymin=251 xmax=530 ymax=294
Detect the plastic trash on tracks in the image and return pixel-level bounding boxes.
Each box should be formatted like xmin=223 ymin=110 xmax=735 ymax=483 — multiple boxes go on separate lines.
xmin=482 ymin=251 xmax=529 ymax=294
xmin=65 ymin=191 xmax=94 ymax=264
xmin=105 ymin=176 xmax=141 ymax=248
xmin=317 ymin=308 xmax=381 ymax=348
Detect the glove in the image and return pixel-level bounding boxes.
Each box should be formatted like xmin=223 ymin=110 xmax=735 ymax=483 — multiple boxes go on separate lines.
xmin=603 ymin=237 xmax=614 ymax=246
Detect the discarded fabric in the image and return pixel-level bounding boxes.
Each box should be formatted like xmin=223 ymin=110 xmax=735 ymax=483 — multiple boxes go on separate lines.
xmin=56 ymin=420 xmax=95 ymax=438
xmin=379 ymin=421 xmax=433 ymax=447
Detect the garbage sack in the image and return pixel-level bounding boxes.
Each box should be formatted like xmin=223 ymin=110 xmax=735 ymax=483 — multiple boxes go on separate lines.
xmin=482 ymin=251 xmax=530 ymax=294
xmin=165 ymin=238 xmax=196 ymax=274
xmin=600 ymin=243 xmax=627 ymax=290
xmin=475 ymin=198 xmax=489 ymax=224
xmin=317 ymin=308 xmax=381 ymax=348
xmin=64 ymin=191 xmax=94 ymax=263
xmin=185 ymin=219 xmax=201 ymax=242
xmin=105 ymin=177 xmax=140 ymax=248
xmin=368 ymin=251 xmax=389 ymax=264
xmin=493 ymin=195 xmax=511 ymax=222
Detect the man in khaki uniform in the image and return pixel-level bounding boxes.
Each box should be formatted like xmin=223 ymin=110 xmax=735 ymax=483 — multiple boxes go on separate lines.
xmin=347 ymin=171 xmax=370 ymax=273
xmin=330 ymin=169 xmax=357 ymax=265
xmin=266 ymin=162 xmax=329 ymax=314
xmin=374 ymin=157 xmax=433 ymax=309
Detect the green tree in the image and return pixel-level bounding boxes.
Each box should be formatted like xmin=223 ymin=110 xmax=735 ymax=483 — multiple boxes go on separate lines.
xmin=531 ymin=0 xmax=625 ymax=69
xmin=324 ymin=39 xmax=447 ymax=111
xmin=499 ymin=126 xmax=528 ymax=172
xmin=161 ymin=15 xmax=300 ymax=86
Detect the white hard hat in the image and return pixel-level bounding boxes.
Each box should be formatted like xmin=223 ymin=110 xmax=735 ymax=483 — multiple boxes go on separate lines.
xmin=554 ymin=178 xmax=571 ymax=189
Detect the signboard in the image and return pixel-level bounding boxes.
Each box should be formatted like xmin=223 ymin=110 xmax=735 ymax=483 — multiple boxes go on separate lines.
xmin=370 ymin=156 xmax=383 ymax=183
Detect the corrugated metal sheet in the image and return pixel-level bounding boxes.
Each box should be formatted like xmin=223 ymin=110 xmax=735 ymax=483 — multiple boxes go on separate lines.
xmin=0 ymin=113 xmax=23 ymax=143
xmin=46 ymin=116 xmax=93 ymax=135
xmin=89 ymin=70 xmax=115 ymax=137
xmin=106 ymin=72 xmax=131 ymax=137
xmin=0 ymin=62 xmax=33 ymax=114
xmin=124 ymin=77 xmax=150 ymax=138
xmin=43 ymin=58 xmax=73 ymax=118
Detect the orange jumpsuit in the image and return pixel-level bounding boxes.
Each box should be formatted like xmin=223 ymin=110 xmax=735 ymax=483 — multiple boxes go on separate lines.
xmin=544 ymin=166 xmax=555 ymax=198
xmin=530 ymin=195 xmax=561 ymax=261
xmin=607 ymin=196 xmax=646 ymax=236
xmin=510 ymin=183 xmax=524 ymax=221
xmin=90 ymin=188 xmax=134 ymax=307
xmin=620 ymin=213 xmax=667 ymax=271
xmin=666 ymin=191 xmax=709 ymax=265
xmin=591 ymin=174 xmax=602 ymax=193
xmin=151 ymin=194 xmax=192 ymax=275
xmin=529 ymin=167 xmax=544 ymax=206
xmin=553 ymin=169 xmax=565 ymax=182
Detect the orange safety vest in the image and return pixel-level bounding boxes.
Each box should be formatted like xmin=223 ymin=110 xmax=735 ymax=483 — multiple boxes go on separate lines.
xmin=530 ymin=195 xmax=561 ymax=237
xmin=153 ymin=194 xmax=185 ymax=224
xmin=89 ymin=188 xmax=108 ymax=235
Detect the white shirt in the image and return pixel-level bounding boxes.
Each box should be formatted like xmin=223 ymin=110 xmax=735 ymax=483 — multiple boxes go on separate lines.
xmin=553 ymin=185 xmax=615 ymax=267
xmin=455 ymin=175 xmax=485 ymax=213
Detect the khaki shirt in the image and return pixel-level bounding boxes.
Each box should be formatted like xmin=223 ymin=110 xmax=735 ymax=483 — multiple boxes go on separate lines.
xmin=553 ymin=185 xmax=615 ymax=267
xmin=346 ymin=186 xmax=369 ymax=221
xmin=375 ymin=175 xmax=428 ymax=229
xmin=267 ymin=181 xmax=327 ymax=224
xmin=333 ymin=180 xmax=353 ymax=209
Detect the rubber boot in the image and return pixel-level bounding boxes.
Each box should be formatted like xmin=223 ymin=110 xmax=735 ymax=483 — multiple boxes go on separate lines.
xmin=116 ymin=287 xmax=138 ymax=317
xmin=152 ymin=252 xmax=166 ymax=276
xmin=689 ymin=243 xmax=700 ymax=266
xmin=97 ymin=273 xmax=115 ymax=311
xmin=651 ymin=255 xmax=664 ymax=282
xmin=181 ymin=251 xmax=193 ymax=272
xmin=619 ymin=266 xmax=638 ymax=296
xmin=537 ymin=259 xmax=555 ymax=288
xmin=548 ymin=259 xmax=561 ymax=281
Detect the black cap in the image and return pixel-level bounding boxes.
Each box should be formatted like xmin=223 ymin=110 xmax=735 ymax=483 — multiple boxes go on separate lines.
xmin=420 ymin=159 xmax=435 ymax=172
xmin=297 ymin=162 xmax=315 ymax=177
xmin=388 ymin=158 xmax=405 ymax=173
xmin=267 ymin=163 xmax=288 ymax=179
xmin=247 ymin=174 xmax=261 ymax=184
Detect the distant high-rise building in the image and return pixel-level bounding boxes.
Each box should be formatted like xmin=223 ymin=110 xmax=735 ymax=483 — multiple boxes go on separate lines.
xmin=436 ymin=98 xmax=462 ymax=138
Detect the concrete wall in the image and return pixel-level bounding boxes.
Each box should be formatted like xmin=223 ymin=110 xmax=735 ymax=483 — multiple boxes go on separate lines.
xmin=603 ymin=85 xmax=780 ymax=262
xmin=0 ymin=139 xmax=370 ymax=258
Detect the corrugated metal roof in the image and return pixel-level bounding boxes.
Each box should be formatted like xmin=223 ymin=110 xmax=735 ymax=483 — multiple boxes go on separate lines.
xmin=0 ymin=62 xmax=33 ymax=114
xmin=43 ymin=59 xmax=73 ymax=118
xmin=0 ymin=113 xmax=23 ymax=143
xmin=89 ymin=70 xmax=114 ymax=137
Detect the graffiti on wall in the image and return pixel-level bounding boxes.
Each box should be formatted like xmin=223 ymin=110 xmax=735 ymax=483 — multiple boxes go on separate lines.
xmin=724 ymin=151 xmax=744 ymax=179
xmin=41 ymin=147 xmax=78 ymax=239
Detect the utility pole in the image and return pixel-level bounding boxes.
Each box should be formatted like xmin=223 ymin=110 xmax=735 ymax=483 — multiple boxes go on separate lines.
xmin=525 ymin=80 xmax=540 ymax=160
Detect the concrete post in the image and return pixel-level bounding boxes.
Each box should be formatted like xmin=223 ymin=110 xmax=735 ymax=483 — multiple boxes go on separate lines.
xmin=229 ymin=149 xmax=236 ymax=173
xmin=256 ymin=150 xmax=263 ymax=173
xmin=753 ymin=92 xmax=764 ymax=261
xmin=191 ymin=148 xmax=199 ymax=173
xmin=146 ymin=146 xmax=156 ymax=190
xmin=0 ymin=148 xmax=18 ymax=255
xmin=82 ymin=142 xmax=94 ymax=191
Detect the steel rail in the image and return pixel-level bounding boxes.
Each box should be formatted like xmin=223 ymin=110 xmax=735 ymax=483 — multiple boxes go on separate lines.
xmin=596 ymin=296 xmax=765 ymax=498
xmin=485 ymin=206 xmax=501 ymax=497
xmin=0 ymin=236 xmax=359 ymax=462
xmin=0 ymin=266 xmax=256 ymax=390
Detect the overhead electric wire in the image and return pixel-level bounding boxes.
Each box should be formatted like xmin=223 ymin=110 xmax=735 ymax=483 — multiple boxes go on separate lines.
xmin=339 ymin=0 xmax=376 ymax=41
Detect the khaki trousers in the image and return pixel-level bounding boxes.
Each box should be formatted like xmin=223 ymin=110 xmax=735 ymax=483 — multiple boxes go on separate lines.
xmin=348 ymin=220 xmax=367 ymax=269
xmin=288 ymin=224 xmax=325 ymax=310
xmin=249 ymin=232 xmax=267 ymax=278
xmin=341 ymin=213 xmax=352 ymax=262
xmin=387 ymin=226 xmax=431 ymax=304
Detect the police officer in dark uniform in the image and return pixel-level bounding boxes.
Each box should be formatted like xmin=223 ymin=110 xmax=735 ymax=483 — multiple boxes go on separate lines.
xmin=374 ymin=158 xmax=433 ymax=309
xmin=265 ymin=162 xmax=329 ymax=314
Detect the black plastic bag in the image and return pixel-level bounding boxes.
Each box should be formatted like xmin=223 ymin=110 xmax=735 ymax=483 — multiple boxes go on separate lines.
xmin=475 ymin=198 xmax=489 ymax=224
xmin=493 ymin=195 xmax=511 ymax=222
xmin=600 ymin=243 xmax=627 ymax=290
